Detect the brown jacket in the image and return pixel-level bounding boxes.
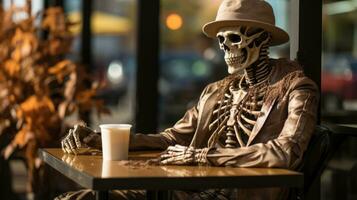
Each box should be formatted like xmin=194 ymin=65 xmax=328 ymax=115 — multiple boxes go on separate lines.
xmin=131 ymin=58 xmax=319 ymax=170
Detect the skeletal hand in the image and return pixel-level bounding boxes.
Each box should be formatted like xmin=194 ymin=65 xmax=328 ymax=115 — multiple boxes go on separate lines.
xmin=61 ymin=124 xmax=102 ymax=155
xmin=160 ymin=145 xmax=209 ymax=165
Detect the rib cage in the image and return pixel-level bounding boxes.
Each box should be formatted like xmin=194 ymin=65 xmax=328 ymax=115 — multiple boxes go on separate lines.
xmin=209 ymin=81 xmax=268 ymax=148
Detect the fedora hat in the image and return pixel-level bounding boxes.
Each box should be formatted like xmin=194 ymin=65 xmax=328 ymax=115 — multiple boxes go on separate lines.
xmin=202 ymin=0 xmax=289 ymax=46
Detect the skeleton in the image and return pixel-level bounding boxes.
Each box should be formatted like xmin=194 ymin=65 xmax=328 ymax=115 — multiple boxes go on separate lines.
xmin=56 ymin=0 xmax=316 ymax=198
xmin=61 ymin=25 xmax=272 ymax=165
xmin=161 ymin=26 xmax=272 ymax=163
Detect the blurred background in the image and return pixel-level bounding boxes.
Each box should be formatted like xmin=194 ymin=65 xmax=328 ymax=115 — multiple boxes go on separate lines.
xmin=0 ymin=0 xmax=357 ymax=199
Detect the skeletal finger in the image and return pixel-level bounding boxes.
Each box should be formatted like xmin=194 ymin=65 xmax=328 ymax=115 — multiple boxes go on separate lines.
xmin=179 ymin=155 xmax=193 ymax=164
xmin=167 ymin=146 xmax=186 ymax=152
xmin=160 ymin=153 xmax=175 ymax=159
xmin=166 ymin=146 xmax=177 ymax=151
xmin=173 ymin=152 xmax=185 ymax=156
xmin=160 ymin=153 xmax=179 ymax=161
xmin=67 ymin=136 xmax=78 ymax=155
xmin=61 ymin=140 xmax=67 ymax=153
xmin=167 ymin=147 xmax=193 ymax=156
xmin=72 ymin=129 xmax=82 ymax=148
xmin=63 ymin=140 xmax=74 ymax=154
xmin=165 ymin=151 xmax=182 ymax=157
xmin=167 ymin=145 xmax=184 ymax=151
xmin=161 ymin=156 xmax=184 ymax=165
xmin=174 ymin=144 xmax=187 ymax=149
xmin=162 ymin=154 xmax=184 ymax=163
xmin=161 ymin=157 xmax=175 ymax=164
xmin=64 ymin=140 xmax=73 ymax=154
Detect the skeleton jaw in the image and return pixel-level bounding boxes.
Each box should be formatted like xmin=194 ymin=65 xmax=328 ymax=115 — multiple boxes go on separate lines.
xmin=225 ymin=49 xmax=248 ymax=74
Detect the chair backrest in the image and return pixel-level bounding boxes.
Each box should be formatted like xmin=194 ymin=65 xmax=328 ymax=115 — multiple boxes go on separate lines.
xmin=297 ymin=125 xmax=332 ymax=196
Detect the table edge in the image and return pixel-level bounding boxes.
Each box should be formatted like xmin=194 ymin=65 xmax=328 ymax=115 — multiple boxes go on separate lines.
xmin=38 ymin=148 xmax=95 ymax=189
xmin=39 ymin=148 xmax=304 ymax=190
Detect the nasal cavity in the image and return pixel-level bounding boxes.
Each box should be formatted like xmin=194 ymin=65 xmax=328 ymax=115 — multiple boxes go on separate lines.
xmin=223 ymin=44 xmax=230 ymax=51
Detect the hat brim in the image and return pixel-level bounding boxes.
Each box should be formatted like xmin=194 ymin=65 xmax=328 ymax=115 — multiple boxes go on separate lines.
xmin=202 ymin=20 xmax=289 ymax=46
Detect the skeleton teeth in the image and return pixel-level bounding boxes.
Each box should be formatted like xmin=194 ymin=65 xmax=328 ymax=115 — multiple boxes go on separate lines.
xmin=225 ymin=56 xmax=245 ymax=65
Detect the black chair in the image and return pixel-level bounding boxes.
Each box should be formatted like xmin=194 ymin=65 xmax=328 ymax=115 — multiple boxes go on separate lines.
xmin=296 ymin=125 xmax=332 ymax=200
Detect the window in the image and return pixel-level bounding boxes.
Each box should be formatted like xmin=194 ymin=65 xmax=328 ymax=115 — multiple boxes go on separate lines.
xmin=321 ymin=0 xmax=357 ymax=114
xmin=64 ymin=0 xmax=137 ymax=128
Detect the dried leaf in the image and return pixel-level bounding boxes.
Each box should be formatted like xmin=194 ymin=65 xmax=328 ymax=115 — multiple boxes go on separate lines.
xmin=48 ymin=60 xmax=75 ymax=82
xmin=4 ymin=59 xmax=20 ymax=77
xmin=11 ymin=28 xmax=38 ymax=61
xmin=3 ymin=125 xmax=34 ymax=159
xmin=16 ymin=95 xmax=56 ymax=128
xmin=13 ymin=126 xmax=34 ymax=148
xmin=42 ymin=7 xmax=66 ymax=33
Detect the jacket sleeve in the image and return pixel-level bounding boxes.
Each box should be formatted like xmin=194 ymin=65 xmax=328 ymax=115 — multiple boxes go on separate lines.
xmin=129 ymin=85 xmax=210 ymax=150
xmin=206 ymin=77 xmax=319 ymax=169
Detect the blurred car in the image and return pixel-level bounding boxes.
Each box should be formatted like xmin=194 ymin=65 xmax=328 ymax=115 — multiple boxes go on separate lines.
xmin=322 ymin=54 xmax=357 ymax=111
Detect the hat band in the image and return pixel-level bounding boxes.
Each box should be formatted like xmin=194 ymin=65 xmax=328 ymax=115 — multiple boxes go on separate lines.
xmin=216 ymin=12 xmax=275 ymax=26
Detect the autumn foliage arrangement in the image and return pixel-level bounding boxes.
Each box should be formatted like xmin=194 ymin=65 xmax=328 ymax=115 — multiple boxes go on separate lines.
xmin=0 ymin=3 xmax=108 ymax=196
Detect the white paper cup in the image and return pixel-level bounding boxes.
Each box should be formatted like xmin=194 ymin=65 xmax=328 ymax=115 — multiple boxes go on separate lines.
xmin=99 ymin=124 xmax=132 ymax=161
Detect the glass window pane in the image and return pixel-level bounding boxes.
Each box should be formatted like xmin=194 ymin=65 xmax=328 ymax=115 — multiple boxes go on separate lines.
xmin=90 ymin=0 xmax=137 ymax=128
xmin=64 ymin=0 xmax=137 ymax=128
xmin=321 ymin=0 xmax=357 ymax=117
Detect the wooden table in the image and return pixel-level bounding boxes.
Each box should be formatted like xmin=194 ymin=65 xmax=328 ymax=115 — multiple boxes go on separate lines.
xmin=39 ymin=148 xmax=303 ymax=200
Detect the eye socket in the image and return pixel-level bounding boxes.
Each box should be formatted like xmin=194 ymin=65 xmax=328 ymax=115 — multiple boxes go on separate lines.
xmin=217 ymin=35 xmax=225 ymax=43
xmin=227 ymin=34 xmax=241 ymax=43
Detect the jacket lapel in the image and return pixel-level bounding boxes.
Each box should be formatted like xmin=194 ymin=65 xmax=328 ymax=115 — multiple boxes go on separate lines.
xmin=246 ymin=97 xmax=276 ymax=146
xmin=189 ymin=88 xmax=218 ymax=148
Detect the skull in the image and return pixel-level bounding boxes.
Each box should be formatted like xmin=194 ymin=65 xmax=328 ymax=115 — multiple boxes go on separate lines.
xmin=217 ymin=26 xmax=270 ymax=74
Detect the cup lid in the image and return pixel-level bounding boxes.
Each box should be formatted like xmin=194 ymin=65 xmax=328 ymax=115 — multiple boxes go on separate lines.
xmin=99 ymin=124 xmax=132 ymax=129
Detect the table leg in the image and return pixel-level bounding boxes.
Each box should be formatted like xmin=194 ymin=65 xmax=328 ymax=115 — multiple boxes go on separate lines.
xmin=95 ymin=190 xmax=109 ymax=200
